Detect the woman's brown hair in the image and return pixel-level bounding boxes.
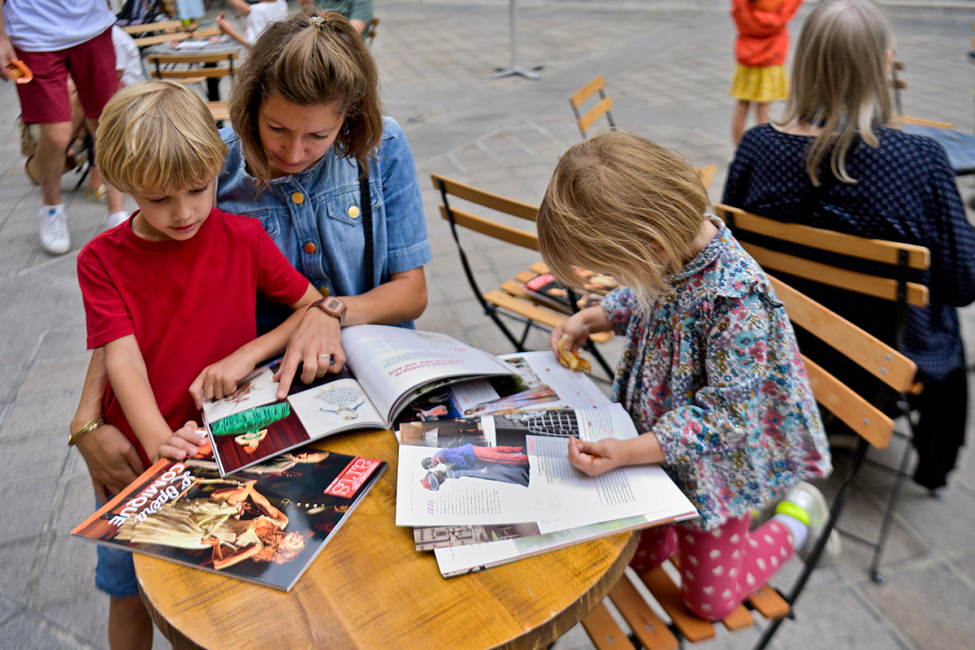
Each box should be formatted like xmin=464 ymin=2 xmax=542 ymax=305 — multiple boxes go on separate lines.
xmin=230 ymin=12 xmax=383 ymax=184
xmin=538 ymin=132 xmax=709 ymax=305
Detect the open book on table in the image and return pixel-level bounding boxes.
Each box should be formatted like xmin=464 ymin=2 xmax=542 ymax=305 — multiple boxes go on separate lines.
xmin=202 ymin=325 xmax=514 ymax=476
xmin=71 ymin=443 xmax=385 ymax=592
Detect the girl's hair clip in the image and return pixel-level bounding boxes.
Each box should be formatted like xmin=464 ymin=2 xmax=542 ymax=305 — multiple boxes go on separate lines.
xmin=309 ymin=15 xmax=326 ymax=31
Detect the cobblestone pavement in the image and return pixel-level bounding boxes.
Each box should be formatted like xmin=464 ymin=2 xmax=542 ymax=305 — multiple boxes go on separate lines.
xmin=1 ymin=2 xmax=974 ymax=648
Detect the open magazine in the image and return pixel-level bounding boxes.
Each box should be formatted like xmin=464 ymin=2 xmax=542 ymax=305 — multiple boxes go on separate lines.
xmin=71 ymin=443 xmax=385 ymax=592
xmin=521 ymin=270 xmax=619 ymax=315
xmin=395 ymin=405 xmax=697 ymax=533
xmin=201 ymin=325 xmax=514 ymax=476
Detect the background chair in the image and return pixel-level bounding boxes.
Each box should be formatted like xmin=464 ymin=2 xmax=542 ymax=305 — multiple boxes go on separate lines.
xmin=582 ymin=273 xmax=917 ymax=650
xmin=570 ymin=75 xmax=615 ymax=138
xmin=366 ymin=17 xmax=380 ymax=48
xmin=431 ymin=173 xmax=616 ymax=379
xmin=147 ymin=50 xmax=237 ymax=122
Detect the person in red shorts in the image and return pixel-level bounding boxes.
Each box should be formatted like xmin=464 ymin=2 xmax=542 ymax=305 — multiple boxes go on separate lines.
xmin=0 ymin=0 xmax=127 ymax=255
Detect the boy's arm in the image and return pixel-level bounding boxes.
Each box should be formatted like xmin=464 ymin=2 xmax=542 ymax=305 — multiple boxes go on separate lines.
xmin=105 ymin=335 xmax=182 ymax=462
xmin=191 ymin=283 xmax=322 ymax=408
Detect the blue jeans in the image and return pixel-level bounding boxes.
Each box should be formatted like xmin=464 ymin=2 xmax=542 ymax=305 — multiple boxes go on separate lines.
xmin=93 ymin=495 xmax=139 ymax=598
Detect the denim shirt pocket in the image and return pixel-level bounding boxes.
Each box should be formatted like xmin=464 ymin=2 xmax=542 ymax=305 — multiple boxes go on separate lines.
xmin=324 ymin=181 xmax=385 ymax=226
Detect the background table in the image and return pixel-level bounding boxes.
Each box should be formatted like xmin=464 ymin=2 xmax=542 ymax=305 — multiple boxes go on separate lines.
xmin=135 ymin=427 xmax=636 ymax=650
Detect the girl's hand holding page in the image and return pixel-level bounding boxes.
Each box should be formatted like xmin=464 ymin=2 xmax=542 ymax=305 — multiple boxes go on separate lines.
xmin=158 ymin=422 xmax=207 ymax=460
xmin=567 ymin=435 xmax=627 ymax=476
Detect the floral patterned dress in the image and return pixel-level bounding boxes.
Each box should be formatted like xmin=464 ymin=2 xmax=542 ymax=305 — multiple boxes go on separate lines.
xmin=602 ymin=217 xmax=830 ymax=530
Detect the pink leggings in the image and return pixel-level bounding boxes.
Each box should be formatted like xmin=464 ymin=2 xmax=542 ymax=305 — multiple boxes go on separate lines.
xmin=629 ymin=514 xmax=794 ymax=621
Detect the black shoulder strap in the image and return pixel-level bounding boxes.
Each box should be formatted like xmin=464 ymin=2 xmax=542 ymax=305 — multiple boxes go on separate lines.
xmin=357 ymin=162 xmax=374 ymax=291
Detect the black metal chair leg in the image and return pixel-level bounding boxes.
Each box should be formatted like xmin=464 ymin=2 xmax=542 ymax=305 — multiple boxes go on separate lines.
xmin=868 ymin=424 xmax=915 ymax=583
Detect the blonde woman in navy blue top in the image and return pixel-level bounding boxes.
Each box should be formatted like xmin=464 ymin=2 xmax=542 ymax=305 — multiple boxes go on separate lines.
xmin=723 ymin=0 xmax=975 ymax=490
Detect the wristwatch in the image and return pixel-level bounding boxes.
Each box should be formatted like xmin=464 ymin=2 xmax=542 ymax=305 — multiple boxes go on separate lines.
xmin=309 ymin=296 xmax=347 ymax=326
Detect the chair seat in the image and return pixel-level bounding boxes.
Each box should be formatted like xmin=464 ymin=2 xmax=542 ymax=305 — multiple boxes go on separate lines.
xmin=900 ymin=124 xmax=975 ymax=175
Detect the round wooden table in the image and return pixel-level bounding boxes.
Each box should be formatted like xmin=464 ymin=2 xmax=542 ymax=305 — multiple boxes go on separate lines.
xmin=135 ymin=427 xmax=636 ymax=650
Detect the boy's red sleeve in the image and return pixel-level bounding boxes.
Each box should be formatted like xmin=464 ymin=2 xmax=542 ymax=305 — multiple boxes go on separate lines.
xmin=254 ymin=226 xmax=313 ymax=305
xmin=77 ymin=247 xmax=135 ymax=350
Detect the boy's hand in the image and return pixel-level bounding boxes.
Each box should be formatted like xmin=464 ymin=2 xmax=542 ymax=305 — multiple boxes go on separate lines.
xmin=190 ymin=349 xmax=257 ymax=409
xmin=550 ymin=312 xmax=590 ymax=359
xmin=158 ymin=422 xmax=207 ymax=461
xmin=567 ymin=435 xmax=627 ymax=476
xmin=215 ymin=12 xmax=231 ymax=34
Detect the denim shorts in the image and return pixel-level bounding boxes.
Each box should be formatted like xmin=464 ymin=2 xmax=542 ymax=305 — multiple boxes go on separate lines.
xmin=93 ymin=495 xmax=139 ymax=598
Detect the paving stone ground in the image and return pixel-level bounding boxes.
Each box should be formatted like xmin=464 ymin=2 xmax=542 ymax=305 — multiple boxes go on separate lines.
xmin=1 ymin=1 xmax=975 ymax=648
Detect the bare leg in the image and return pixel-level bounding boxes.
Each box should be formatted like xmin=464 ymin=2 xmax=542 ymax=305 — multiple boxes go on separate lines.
xmin=732 ymin=100 xmax=750 ymax=146
xmin=85 ymin=116 xmax=124 ymax=214
xmin=755 ymin=102 xmax=771 ymax=126
xmin=35 ymin=122 xmax=73 ymax=206
xmin=108 ymin=595 xmax=153 ymax=650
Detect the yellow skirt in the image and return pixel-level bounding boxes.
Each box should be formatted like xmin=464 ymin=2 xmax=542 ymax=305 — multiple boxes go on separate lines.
xmin=730 ymin=64 xmax=789 ymax=103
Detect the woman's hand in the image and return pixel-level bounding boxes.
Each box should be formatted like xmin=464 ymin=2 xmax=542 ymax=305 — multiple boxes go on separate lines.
xmin=190 ymin=348 xmax=259 ymax=409
xmin=158 ymin=421 xmax=207 ymax=461
xmin=74 ymin=423 xmax=146 ymax=502
xmin=567 ymin=435 xmax=628 ymax=476
xmin=274 ymin=308 xmax=346 ymax=399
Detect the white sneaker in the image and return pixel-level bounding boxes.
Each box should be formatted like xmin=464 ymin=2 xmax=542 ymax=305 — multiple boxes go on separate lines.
xmin=38 ymin=204 xmax=70 ymax=255
xmin=776 ymin=481 xmax=841 ymax=568
xmin=106 ymin=211 xmax=130 ymax=229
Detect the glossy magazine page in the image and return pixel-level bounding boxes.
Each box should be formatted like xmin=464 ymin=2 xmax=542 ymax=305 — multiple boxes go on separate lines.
xmin=71 ymin=445 xmax=385 ymax=591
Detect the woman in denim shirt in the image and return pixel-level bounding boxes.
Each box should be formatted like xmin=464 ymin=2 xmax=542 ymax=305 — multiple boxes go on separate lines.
xmin=69 ymin=13 xmax=431 ymax=508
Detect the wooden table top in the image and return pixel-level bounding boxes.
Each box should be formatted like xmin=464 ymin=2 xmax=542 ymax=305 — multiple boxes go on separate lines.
xmin=135 ymin=427 xmax=636 ymax=650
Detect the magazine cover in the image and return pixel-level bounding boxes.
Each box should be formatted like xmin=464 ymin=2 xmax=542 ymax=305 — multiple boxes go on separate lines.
xmin=71 ymin=444 xmax=386 ymax=592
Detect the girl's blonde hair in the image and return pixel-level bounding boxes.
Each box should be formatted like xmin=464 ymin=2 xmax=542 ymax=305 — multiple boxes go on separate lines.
xmin=781 ymin=0 xmax=894 ymax=185
xmin=95 ymin=80 xmax=227 ymax=194
xmin=230 ymin=11 xmax=383 ymax=184
xmin=537 ymin=132 xmax=708 ymax=304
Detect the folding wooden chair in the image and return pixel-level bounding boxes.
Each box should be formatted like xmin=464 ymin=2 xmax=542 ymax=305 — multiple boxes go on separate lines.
xmin=570 ymin=75 xmax=616 ymax=138
xmin=147 ymin=51 xmax=238 ymax=121
xmin=431 ymin=173 xmax=616 ymax=379
xmin=581 ymin=274 xmax=918 ymax=650
xmin=714 ymin=204 xmax=929 ymax=584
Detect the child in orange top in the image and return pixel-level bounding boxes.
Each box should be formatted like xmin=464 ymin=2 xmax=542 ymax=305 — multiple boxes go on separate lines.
xmin=730 ymin=0 xmax=803 ymax=144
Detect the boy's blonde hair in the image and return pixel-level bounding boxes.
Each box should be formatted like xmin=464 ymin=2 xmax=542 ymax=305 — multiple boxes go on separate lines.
xmin=781 ymin=0 xmax=894 ymax=186
xmin=96 ymin=80 xmax=227 ymax=194
xmin=230 ymin=12 xmax=383 ymax=184
xmin=538 ymin=132 xmax=708 ymax=303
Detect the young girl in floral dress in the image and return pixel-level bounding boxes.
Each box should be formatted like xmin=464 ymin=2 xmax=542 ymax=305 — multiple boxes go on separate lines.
xmin=537 ymin=131 xmax=835 ymax=621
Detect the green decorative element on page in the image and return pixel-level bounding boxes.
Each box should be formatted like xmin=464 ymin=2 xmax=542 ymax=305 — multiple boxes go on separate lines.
xmin=211 ymin=403 xmax=291 ymax=435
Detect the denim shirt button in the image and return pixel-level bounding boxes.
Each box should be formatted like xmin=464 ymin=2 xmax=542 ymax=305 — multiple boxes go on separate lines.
xmin=292 ymin=192 xmax=305 ymax=205
xmin=348 ymin=205 xmax=360 ymax=218
xmin=303 ymin=242 xmax=317 ymax=254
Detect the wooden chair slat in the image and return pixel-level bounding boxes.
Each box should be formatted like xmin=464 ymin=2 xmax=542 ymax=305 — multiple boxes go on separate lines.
xmin=697 ymin=165 xmax=716 ymax=190
xmin=899 ymin=114 xmax=957 ymax=129
xmin=746 ymin=585 xmax=791 ymax=620
xmin=207 ymin=102 xmax=229 ymax=121
xmin=720 ymin=604 xmax=754 ymax=631
xmin=580 ymin=601 xmax=638 ymax=650
xmin=608 ymin=577 xmax=679 ymax=650
xmin=432 ymin=174 xmax=538 ymax=221
xmin=122 ymin=20 xmax=183 ymax=35
xmin=803 ymin=355 xmax=894 ymax=449
xmin=888 ymin=78 xmax=907 ymax=89
xmin=769 ymin=277 xmax=918 ymax=393
xmin=715 ymin=205 xmax=929 ymax=269
xmin=530 ymin=261 xmax=549 ymax=275
xmin=439 ymin=206 xmax=538 ymax=251
xmin=134 ymin=32 xmax=190 ymax=47
xmin=487 ymin=289 xmax=612 ymax=343
xmin=147 ymin=50 xmax=238 ymax=65
xmin=570 ymin=75 xmax=607 ymax=109
xmin=514 ymin=270 xmax=537 ymax=283
xmin=577 ymin=97 xmax=614 ymax=134
xmin=742 ymin=243 xmax=928 ymax=306
xmin=638 ymin=566 xmax=716 ymax=643
xmin=151 ymin=68 xmax=234 ymax=80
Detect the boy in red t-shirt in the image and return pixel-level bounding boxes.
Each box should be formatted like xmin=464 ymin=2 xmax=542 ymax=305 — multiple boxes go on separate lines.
xmin=76 ymin=80 xmax=321 ymax=648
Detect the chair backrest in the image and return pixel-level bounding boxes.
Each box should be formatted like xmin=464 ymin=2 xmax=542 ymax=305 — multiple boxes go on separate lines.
xmin=147 ymin=51 xmax=238 ymax=80
xmin=713 ymin=204 xmax=929 ymax=307
xmin=122 ymin=19 xmax=183 ymax=36
xmin=431 ymin=174 xmax=539 ymax=250
xmin=890 ymin=60 xmax=956 ymax=129
xmin=569 ymin=75 xmax=615 ymax=138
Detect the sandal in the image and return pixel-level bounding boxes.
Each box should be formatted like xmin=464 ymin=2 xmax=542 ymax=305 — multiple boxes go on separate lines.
xmin=88 ymin=184 xmax=108 ymax=204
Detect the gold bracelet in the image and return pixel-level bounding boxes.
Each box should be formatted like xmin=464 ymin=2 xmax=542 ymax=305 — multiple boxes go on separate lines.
xmin=68 ymin=415 xmax=106 ymax=447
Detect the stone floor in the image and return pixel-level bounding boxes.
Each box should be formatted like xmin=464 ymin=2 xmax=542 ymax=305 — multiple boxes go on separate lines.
xmin=1 ymin=1 xmax=975 ymax=649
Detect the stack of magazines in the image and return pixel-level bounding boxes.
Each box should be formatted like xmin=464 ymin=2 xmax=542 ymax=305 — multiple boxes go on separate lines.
xmin=393 ymin=351 xmax=698 ymax=578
